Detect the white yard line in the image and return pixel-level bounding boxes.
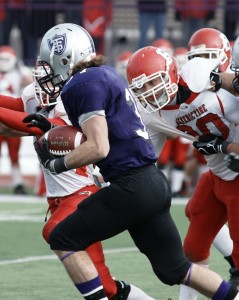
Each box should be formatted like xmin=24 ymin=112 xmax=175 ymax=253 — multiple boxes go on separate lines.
xmin=0 ymin=247 xmax=138 ymax=266
xmin=0 ymin=195 xmax=44 ymax=203
xmin=0 ymin=208 xmax=44 ymax=214
xmin=0 ymin=215 xmax=44 ymax=221
xmin=0 ymin=195 xmax=188 ymax=204
xmin=0 ymin=196 xmax=188 ymax=222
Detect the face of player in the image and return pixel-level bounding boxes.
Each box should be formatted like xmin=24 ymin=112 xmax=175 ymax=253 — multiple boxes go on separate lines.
xmin=127 ymin=47 xmax=179 ymax=112
xmin=32 ymin=64 xmax=61 ymax=107
xmin=131 ymin=72 xmax=172 ymax=112
xmin=136 ymin=76 xmax=164 ymax=99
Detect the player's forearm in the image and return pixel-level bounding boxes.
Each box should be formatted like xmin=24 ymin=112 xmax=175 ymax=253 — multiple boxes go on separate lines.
xmin=0 ymin=126 xmax=29 ymax=137
xmin=225 ymin=142 xmax=239 ymax=155
xmin=0 ymin=107 xmax=43 ymax=135
xmin=0 ymin=95 xmax=24 ymax=111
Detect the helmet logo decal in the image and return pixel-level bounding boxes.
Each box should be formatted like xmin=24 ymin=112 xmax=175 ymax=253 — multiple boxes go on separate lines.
xmin=156 ymin=48 xmax=172 ymax=71
xmin=47 ymin=34 xmax=67 ymax=55
xmin=219 ymin=33 xmax=230 ymax=52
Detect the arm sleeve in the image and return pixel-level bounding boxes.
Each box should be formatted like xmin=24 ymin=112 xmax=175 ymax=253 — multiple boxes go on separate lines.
xmin=0 ymin=95 xmax=24 ymax=111
xmin=0 ymin=107 xmax=67 ymax=135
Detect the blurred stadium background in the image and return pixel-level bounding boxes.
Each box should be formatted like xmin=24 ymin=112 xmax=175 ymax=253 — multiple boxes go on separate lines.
xmin=6 ymin=0 xmax=232 ymax=66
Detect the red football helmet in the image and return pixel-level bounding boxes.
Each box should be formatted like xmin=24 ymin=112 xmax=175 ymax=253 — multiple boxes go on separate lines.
xmin=187 ymin=28 xmax=231 ymax=72
xmin=0 ymin=46 xmax=17 ymax=72
xmin=115 ymin=51 xmax=132 ymax=81
xmin=127 ymin=46 xmax=179 ymax=112
xmin=152 ymin=38 xmax=174 ymax=56
xmin=174 ymin=47 xmax=188 ymax=70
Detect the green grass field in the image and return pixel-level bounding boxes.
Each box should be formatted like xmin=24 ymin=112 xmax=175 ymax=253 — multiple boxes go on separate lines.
xmin=0 ymin=196 xmax=229 ymax=300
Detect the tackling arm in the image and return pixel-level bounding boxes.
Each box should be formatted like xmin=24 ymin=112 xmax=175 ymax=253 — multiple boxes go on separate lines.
xmin=0 ymin=123 xmax=28 ymax=137
xmin=0 ymin=94 xmax=24 ymax=111
xmin=221 ymin=143 xmax=239 ymax=173
xmin=0 ymin=107 xmax=66 ymax=136
xmin=225 ymin=142 xmax=239 ymax=155
xmin=192 ymin=135 xmax=239 ymax=172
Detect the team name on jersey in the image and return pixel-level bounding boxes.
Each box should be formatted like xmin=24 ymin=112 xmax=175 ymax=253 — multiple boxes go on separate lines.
xmin=176 ymin=104 xmax=208 ymax=125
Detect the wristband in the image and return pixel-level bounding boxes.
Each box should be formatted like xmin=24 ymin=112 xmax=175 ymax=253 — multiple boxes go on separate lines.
xmin=48 ymin=157 xmax=69 ymax=174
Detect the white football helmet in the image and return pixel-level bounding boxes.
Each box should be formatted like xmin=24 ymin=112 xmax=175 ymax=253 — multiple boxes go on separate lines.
xmin=127 ymin=46 xmax=179 ymax=113
xmin=230 ymin=36 xmax=239 ymax=93
xmin=231 ymin=36 xmax=239 ymax=72
xmin=0 ymin=46 xmax=17 ymax=73
xmin=37 ymin=23 xmax=96 ymax=99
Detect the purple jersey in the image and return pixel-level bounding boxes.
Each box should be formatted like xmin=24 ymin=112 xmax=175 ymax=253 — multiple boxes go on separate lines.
xmin=61 ymin=65 xmax=157 ymax=181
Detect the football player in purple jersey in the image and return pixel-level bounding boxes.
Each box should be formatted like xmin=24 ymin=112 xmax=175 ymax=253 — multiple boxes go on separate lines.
xmin=33 ymin=23 xmax=239 ymax=300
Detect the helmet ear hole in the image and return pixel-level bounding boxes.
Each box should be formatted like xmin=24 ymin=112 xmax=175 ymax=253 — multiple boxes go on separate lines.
xmin=61 ymin=58 xmax=69 ymax=66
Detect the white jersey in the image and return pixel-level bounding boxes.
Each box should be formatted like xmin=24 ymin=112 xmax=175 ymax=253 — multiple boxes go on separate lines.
xmin=138 ymin=104 xmax=195 ymax=156
xmin=159 ymin=88 xmax=239 ymax=181
xmin=21 ymin=83 xmax=96 ymax=197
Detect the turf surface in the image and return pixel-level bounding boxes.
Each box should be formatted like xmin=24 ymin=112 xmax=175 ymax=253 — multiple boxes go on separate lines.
xmin=0 ymin=197 xmax=229 ymax=299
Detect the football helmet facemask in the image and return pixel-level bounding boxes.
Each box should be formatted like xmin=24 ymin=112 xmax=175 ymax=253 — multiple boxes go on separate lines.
xmin=32 ymin=62 xmax=61 ymax=107
xmin=37 ymin=23 xmax=96 ymax=96
xmin=127 ymin=46 xmax=179 ymax=113
xmin=187 ymin=28 xmax=231 ymax=72
xmin=231 ymin=36 xmax=239 ymax=94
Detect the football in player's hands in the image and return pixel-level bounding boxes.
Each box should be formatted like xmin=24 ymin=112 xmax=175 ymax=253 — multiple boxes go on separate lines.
xmin=38 ymin=125 xmax=86 ymax=157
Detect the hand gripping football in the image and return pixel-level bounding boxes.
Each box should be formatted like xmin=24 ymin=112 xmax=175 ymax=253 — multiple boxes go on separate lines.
xmin=39 ymin=125 xmax=86 ymax=157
